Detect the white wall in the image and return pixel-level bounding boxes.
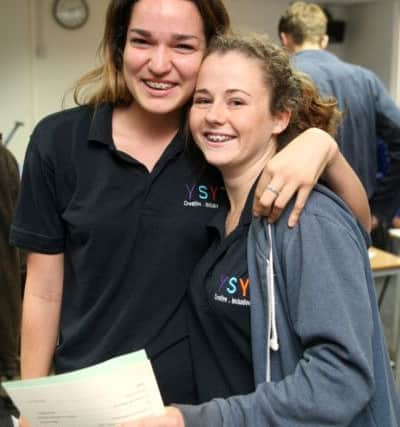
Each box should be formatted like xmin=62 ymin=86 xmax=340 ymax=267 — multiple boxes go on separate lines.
xmin=394 ymin=1 xmax=400 ymax=103
xmin=346 ymin=0 xmax=399 ymax=94
xmin=31 ymin=0 xmax=109 ymax=118
xmin=225 ymin=0 xmax=290 ymax=38
xmin=0 ymin=0 xmax=109 ymax=164
xmin=0 ymin=0 xmax=398 ymax=165
xmin=1 ymin=0 xmax=33 ymax=163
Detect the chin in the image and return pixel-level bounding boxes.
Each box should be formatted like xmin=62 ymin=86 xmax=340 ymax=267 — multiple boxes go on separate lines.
xmin=203 ymin=152 xmax=232 ymax=170
xmin=144 ymin=100 xmax=182 ymax=114
xmin=133 ymin=93 xmax=188 ymax=116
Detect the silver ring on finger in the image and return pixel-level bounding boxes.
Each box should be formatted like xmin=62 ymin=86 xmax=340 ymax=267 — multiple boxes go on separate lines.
xmin=266 ymin=184 xmax=280 ymax=197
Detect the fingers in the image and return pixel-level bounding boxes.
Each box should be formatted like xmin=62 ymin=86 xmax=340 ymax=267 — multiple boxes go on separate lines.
xmin=253 ymin=144 xmax=318 ymax=224
xmin=253 ymin=177 xmax=283 ymax=218
xmin=287 ymin=187 xmax=310 ymax=227
xmin=253 ymin=170 xmax=272 ymax=217
xmin=266 ymin=182 xmax=297 ymax=224
xmin=255 ymin=181 xmax=312 ymax=227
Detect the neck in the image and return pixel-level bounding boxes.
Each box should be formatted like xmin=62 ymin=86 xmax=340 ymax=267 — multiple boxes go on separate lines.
xmin=112 ymin=102 xmax=184 ymax=172
xmin=222 ymin=145 xmax=276 ymax=235
xmin=117 ymin=101 xmax=183 ymax=138
xmin=293 ymin=42 xmax=322 ymax=53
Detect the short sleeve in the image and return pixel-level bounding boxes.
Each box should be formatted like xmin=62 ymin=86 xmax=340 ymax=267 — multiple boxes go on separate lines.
xmin=9 ymin=125 xmax=65 ymax=253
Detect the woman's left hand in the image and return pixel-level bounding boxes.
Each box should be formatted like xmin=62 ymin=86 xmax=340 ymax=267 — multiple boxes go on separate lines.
xmin=118 ymin=407 xmax=185 ymax=427
xmin=253 ymin=128 xmax=337 ymax=227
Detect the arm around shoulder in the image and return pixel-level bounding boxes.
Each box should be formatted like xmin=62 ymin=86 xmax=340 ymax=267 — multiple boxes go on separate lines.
xmin=254 ymin=128 xmax=371 ymax=231
xmin=322 ymin=146 xmax=371 ymax=232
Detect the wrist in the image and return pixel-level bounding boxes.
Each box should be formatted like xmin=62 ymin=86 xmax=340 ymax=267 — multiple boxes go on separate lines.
xmin=304 ymin=128 xmax=338 ymax=166
xmin=322 ymin=141 xmax=340 ymax=180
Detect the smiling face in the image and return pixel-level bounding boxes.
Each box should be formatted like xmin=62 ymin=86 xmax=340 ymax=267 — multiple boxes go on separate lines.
xmin=122 ymin=0 xmax=206 ymax=116
xmin=190 ymin=51 xmax=289 ymax=177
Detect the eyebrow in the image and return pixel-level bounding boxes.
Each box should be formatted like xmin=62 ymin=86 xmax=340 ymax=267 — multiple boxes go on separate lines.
xmin=129 ymin=28 xmax=201 ymax=42
xmin=194 ymin=88 xmax=251 ymax=96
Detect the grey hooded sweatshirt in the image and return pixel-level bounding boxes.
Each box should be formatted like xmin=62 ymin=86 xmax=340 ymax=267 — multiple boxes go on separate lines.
xmin=178 ymin=184 xmax=400 ymax=426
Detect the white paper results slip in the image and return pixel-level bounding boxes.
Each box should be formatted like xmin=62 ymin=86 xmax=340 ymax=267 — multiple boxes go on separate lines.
xmin=3 ymin=350 xmax=164 ymax=426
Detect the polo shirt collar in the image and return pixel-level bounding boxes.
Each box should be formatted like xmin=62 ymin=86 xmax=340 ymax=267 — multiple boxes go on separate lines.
xmin=87 ymin=103 xmax=186 ymax=157
xmin=88 ymin=103 xmax=113 ymax=146
xmin=207 ymin=180 xmax=257 ymax=238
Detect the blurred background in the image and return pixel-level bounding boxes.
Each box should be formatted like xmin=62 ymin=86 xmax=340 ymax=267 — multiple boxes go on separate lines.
xmin=1 ymin=0 xmax=399 ymax=166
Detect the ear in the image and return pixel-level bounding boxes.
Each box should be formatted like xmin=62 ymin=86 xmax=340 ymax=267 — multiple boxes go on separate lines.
xmin=272 ymin=110 xmax=291 ymax=135
xmin=279 ymin=32 xmax=289 ymax=48
xmin=321 ymin=34 xmax=329 ymax=49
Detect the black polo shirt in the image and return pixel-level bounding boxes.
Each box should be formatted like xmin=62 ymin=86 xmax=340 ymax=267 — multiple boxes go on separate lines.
xmin=188 ymin=188 xmax=254 ymax=403
xmin=10 ymin=103 xmax=227 ymax=404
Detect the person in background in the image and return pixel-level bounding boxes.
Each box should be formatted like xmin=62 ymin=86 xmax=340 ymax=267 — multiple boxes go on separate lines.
xmin=121 ymin=32 xmax=399 ymax=427
xmin=10 ymin=1 xmax=371 ymax=425
xmin=0 ymin=135 xmax=22 ymax=422
xmin=278 ymin=1 xmax=400 ymax=242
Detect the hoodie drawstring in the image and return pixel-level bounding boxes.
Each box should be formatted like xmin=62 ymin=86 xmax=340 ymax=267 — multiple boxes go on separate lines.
xmin=266 ymin=223 xmax=279 ymax=382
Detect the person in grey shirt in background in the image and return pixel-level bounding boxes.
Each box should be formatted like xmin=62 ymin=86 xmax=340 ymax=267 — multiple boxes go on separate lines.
xmin=278 ymin=1 xmax=400 ymax=237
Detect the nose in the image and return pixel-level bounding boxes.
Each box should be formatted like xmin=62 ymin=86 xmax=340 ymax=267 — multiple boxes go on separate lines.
xmin=205 ymin=102 xmax=226 ymax=125
xmin=148 ymin=45 xmax=172 ymax=76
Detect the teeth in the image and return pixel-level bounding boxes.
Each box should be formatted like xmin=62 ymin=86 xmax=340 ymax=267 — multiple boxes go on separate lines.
xmin=145 ymin=80 xmax=175 ymax=90
xmin=206 ymin=134 xmax=233 ymax=142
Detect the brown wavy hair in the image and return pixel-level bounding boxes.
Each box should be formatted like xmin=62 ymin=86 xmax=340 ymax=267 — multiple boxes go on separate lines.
xmin=206 ymin=33 xmax=341 ymax=149
xmin=72 ymin=0 xmax=231 ymax=107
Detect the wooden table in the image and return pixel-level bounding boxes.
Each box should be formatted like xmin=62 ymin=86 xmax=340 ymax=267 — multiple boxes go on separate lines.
xmin=368 ymin=246 xmax=400 ymax=389
xmin=369 ymin=245 xmax=400 ymax=274
xmin=388 ymin=229 xmax=400 ymax=389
